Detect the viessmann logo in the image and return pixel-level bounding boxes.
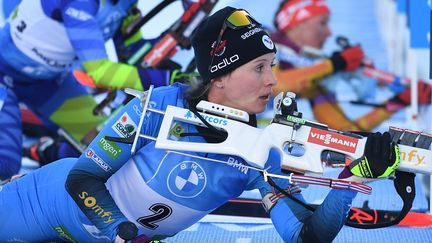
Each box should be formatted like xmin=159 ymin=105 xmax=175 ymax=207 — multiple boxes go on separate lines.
xmin=307 ymin=128 xmax=359 ymax=153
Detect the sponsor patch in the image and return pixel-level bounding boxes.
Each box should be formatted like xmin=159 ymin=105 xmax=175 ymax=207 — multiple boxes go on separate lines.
xmin=400 ymin=149 xmax=426 ymax=166
xmin=53 ymin=225 xmax=78 ymax=243
xmin=262 ymin=35 xmax=274 ymax=50
xmin=65 ymin=7 xmax=92 ymax=21
xmin=97 ymin=137 xmax=122 ymax=159
xmin=86 ymin=149 xmax=112 ymax=172
xmin=184 ymin=110 xmax=228 ymax=126
xmin=227 ymin=157 xmax=249 ymax=174
xmin=210 ymin=40 xmax=227 ymax=57
xmin=307 ymin=128 xmax=359 ymax=153
xmin=241 ymin=26 xmax=262 ymax=40
xmin=167 ymin=161 xmax=207 ymax=198
xmin=112 ymin=112 xmax=137 ymax=138
xmin=209 ymin=54 xmax=239 ymax=73
xmin=79 ymin=191 xmax=115 ymax=223
xmin=169 ymin=123 xmax=184 ymax=140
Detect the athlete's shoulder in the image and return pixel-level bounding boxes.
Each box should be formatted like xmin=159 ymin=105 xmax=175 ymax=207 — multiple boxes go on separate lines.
xmin=150 ymin=83 xmax=190 ymax=106
xmin=152 ymin=82 xmax=191 ymax=95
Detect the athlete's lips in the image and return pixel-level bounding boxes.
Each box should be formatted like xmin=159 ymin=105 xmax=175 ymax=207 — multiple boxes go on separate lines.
xmin=259 ymin=93 xmax=271 ymax=101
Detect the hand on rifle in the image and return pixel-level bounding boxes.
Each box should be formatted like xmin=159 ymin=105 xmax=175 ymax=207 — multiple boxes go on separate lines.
xmin=351 ymin=132 xmax=400 ymax=178
xmin=339 ymin=132 xmax=400 ymax=180
xmin=330 ymin=45 xmax=365 ymax=72
xmin=385 ymin=80 xmax=432 ymax=112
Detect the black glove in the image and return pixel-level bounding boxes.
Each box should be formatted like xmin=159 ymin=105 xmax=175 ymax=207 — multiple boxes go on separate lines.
xmin=348 ymin=132 xmax=400 ymax=178
xmin=330 ymin=45 xmax=364 ymax=72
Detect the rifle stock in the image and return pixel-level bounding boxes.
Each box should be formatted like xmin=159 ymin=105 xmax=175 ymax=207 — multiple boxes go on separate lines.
xmin=152 ymin=101 xmax=432 ymax=175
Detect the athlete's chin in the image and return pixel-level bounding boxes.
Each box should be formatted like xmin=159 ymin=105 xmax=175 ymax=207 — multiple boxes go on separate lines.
xmin=249 ymin=101 xmax=267 ymax=114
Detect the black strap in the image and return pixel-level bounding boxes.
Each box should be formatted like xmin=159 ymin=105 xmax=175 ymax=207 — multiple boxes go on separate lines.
xmin=345 ymin=170 xmax=415 ymax=228
xmin=105 ymin=133 xmax=136 ymax=144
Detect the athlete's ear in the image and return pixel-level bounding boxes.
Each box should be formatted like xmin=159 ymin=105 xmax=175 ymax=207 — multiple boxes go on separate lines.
xmin=211 ymin=77 xmax=224 ymax=89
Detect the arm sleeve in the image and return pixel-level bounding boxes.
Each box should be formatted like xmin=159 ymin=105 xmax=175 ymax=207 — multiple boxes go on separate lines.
xmin=247 ymin=152 xmax=356 ymax=242
xmin=272 ymin=59 xmax=334 ymax=96
xmin=61 ymin=1 xmax=169 ymax=90
xmin=274 ymin=56 xmax=395 ymax=132
xmin=249 ymin=172 xmax=356 ymax=242
xmin=65 ymin=97 xmax=143 ymax=240
xmin=271 ymin=189 xmax=356 ymax=242
xmin=81 ymin=59 xmax=169 ymax=90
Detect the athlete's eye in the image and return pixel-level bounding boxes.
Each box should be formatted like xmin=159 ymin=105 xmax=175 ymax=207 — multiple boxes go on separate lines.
xmin=256 ymin=64 xmax=264 ymax=72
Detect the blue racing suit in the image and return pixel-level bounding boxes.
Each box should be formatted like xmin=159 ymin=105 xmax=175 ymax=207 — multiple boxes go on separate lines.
xmin=0 ymin=0 xmax=173 ymax=179
xmin=0 ymin=84 xmax=357 ymax=242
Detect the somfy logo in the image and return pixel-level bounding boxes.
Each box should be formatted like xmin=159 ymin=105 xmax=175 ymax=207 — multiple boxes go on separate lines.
xmin=210 ymin=54 xmax=239 ymax=73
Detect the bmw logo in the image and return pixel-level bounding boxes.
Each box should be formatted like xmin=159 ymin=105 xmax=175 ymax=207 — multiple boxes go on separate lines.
xmin=167 ymin=161 xmax=207 ymax=198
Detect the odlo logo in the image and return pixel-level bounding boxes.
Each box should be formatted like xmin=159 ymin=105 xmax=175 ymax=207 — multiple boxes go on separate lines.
xmin=210 ymin=54 xmax=239 ymax=73
xmin=112 ymin=112 xmax=137 ymax=138
xmin=98 ymin=137 xmax=122 ymax=159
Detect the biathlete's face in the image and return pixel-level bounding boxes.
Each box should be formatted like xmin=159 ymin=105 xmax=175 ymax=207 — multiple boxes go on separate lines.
xmin=290 ymin=13 xmax=331 ymax=49
xmin=210 ymin=53 xmax=277 ymax=114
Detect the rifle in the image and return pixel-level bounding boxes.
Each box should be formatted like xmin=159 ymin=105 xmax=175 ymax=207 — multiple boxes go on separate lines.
xmin=335 ymin=35 xmax=432 ymax=94
xmin=140 ymin=0 xmax=218 ymax=68
xmin=124 ymin=86 xmax=432 ymax=228
xmin=149 ymin=91 xmax=432 ymax=175
xmin=299 ymin=36 xmax=430 ymax=93
xmin=112 ymin=0 xmax=218 ymax=68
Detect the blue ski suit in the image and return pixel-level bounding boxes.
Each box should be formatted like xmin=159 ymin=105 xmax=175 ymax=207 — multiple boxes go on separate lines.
xmin=0 ymin=84 xmax=357 ymax=242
